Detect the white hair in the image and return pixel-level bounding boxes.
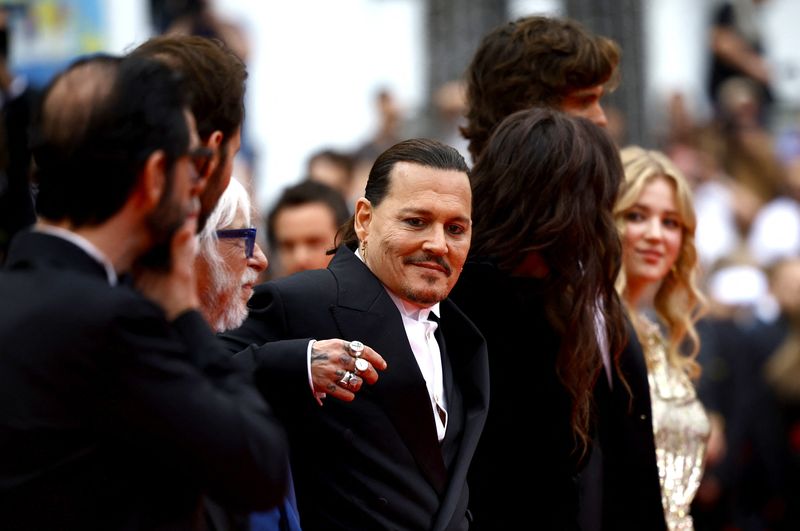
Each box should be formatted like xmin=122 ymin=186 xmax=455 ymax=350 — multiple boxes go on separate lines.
xmin=198 ymin=178 xmax=252 ymax=250
xmin=197 ymin=178 xmax=257 ymax=332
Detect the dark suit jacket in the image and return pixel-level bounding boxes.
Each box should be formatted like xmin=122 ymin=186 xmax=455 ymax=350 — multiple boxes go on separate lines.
xmin=0 ymin=231 xmax=289 ymax=530
xmin=449 ymin=260 xmax=584 ymax=530
xmin=593 ymin=321 xmax=667 ymax=531
xmin=221 ymin=247 xmax=489 ymax=531
xmin=450 ymin=259 xmax=666 ymax=531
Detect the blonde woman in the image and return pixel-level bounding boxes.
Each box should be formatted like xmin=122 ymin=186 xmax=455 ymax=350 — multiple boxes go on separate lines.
xmin=616 ymin=146 xmax=709 ymax=531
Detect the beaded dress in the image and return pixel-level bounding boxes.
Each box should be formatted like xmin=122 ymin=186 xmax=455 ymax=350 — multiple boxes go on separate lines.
xmin=640 ymin=315 xmax=710 ymax=531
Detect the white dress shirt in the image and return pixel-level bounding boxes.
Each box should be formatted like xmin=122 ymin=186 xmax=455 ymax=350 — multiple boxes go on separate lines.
xmin=308 ymin=250 xmax=450 ymax=442
xmin=384 ymin=290 xmax=448 ymax=442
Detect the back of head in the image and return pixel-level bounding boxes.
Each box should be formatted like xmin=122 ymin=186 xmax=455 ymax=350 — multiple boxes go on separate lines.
xmin=336 ymin=138 xmax=469 ymax=249
xmin=267 ymin=180 xmax=349 ymax=248
xmin=462 ymin=15 xmax=620 ymax=161
xmin=131 ymin=34 xmax=246 ymax=144
xmin=470 ymin=107 xmax=625 ymax=450
xmin=471 ymin=107 xmax=622 ymax=277
xmin=31 ymin=54 xmax=190 ymax=227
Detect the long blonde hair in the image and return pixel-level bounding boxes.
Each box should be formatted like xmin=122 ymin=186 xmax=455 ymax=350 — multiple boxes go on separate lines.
xmin=616 ymin=146 xmax=706 ymax=379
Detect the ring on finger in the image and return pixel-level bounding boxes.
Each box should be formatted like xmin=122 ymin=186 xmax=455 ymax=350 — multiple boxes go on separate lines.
xmin=348 ymin=340 xmax=365 ymax=358
xmin=354 ymin=358 xmax=370 ymax=375
xmin=347 ymin=374 xmax=361 ymax=390
xmin=339 ymin=370 xmax=355 ymax=386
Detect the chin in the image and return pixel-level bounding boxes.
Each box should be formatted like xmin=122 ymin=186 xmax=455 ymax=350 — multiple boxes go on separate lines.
xmin=405 ymin=287 xmax=447 ymax=306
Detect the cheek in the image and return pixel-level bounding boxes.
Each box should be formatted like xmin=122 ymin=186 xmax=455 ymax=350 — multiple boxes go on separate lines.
xmin=666 ymin=232 xmax=683 ymax=264
xmin=621 ymin=225 xmax=641 ymax=248
xmin=449 ymin=239 xmax=470 ymax=266
xmin=378 ymin=230 xmax=414 ymax=258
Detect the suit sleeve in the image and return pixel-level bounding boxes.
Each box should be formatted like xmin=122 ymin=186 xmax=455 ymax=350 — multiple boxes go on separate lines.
xmin=109 ymin=304 xmax=290 ymax=512
xmin=219 ymin=282 xmax=320 ymax=416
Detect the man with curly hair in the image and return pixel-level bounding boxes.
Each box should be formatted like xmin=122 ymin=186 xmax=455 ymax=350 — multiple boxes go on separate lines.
xmin=462 ymin=15 xmax=619 ymax=162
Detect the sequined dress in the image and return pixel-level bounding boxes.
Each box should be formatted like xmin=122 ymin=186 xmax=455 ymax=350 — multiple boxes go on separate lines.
xmin=640 ymin=316 xmax=710 ymax=531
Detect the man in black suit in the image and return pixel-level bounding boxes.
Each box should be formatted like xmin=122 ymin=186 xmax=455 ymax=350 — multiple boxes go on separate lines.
xmin=462 ymin=16 xmax=665 ymax=530
xmin=0 ymin=54 xmax=288 ymax=529
xmin=222 ymin=139 xmax=489 ymax=531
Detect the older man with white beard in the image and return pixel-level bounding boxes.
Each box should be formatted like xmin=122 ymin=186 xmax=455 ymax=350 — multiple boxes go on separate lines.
xmin=195 ymin=178 xmax=301 ymax=531
xmin=196 ymin=178 xmax=268 ymax=332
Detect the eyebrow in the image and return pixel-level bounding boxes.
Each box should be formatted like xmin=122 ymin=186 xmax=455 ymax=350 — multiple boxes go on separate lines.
xmin=397 ymin=207 xmax=470 ymax=224
xmin=629 ymin=204 xmax=681 ymax=217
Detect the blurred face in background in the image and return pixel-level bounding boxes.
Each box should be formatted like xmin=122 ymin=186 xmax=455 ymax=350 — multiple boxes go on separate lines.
xmin=272 ymin=202 xmax=338 ymax=276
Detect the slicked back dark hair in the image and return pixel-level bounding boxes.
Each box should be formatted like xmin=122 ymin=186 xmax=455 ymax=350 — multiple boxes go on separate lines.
xmin=470 ymin=107 xmax=626 ymax=453
xmin=462 ymin=15 xmax=620 ymax=162
xmin=336 ymin=138 xmax=469 ymax=248
xmin=131 ymin=34 xmax=246 ymax=145
xmin=31 ymin=54 xmax=190 ymax=227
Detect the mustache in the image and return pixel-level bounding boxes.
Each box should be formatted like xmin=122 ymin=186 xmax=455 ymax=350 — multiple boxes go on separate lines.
xmin=403 ymin=254 xmax=452 ymax=276
xmin=241 ymin=267 xmax=260 ymax=286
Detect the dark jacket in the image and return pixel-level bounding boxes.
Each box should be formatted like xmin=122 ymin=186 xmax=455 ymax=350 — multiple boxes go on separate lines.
xmin=221 ymin=247 xmax=490 ymax=531
xmin=0 ymin=231 xmax=289 ymax=530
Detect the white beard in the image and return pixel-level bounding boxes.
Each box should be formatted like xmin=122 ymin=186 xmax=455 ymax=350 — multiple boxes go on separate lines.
xmin=201 ymin=251 xmax=258 ymax=333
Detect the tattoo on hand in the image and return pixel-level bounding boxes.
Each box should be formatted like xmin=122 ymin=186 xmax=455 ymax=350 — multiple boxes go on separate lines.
xmin=311 ymin=352 xmax=329 ymax=363
xmin=327 ymin=383 xmax=337 ymax=393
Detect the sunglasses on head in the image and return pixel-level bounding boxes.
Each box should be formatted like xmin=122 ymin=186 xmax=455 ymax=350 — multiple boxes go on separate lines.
xmin=216 ymin=227 xmax=257 ymax=258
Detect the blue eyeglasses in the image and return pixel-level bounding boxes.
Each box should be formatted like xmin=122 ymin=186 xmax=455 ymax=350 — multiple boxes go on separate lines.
xmin=216 ymin=227 xmax=257 ymax=258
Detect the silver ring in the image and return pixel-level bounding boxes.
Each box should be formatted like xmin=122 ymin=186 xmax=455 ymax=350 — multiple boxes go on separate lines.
xmin=348 ymin=340 xmax=365 ymax=358
xmin=354 ymin=358 xmax=370 ymax=375
xmin=339 ymin=371 xmax=355 ymax=386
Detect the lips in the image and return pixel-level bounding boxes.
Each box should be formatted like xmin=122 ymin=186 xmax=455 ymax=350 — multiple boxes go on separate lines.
xmin=412 ymin=262 xmax=448 ymax=275
xmin=636 ymin=249 xmax=664 ymax=264
xmin=404 ymin=254 xmax=452 ymax=276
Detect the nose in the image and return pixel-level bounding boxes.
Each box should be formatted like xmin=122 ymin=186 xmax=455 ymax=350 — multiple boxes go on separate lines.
xmin=590 ymin=103 xmax=608 ymax=128
xmin=249 ymin=243 xmax=269 ymax=273
xmin=422 ymin=226 xmax=448 ymax=255
xmin=294 ymin=245 xmax=321 ymax=271
xmin=644 ymin=218 xmax=663 ymax=240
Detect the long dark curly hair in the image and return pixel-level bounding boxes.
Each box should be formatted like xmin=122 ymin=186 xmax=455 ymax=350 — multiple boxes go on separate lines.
xmin=470 ymin=107 xmax=627 ymax=453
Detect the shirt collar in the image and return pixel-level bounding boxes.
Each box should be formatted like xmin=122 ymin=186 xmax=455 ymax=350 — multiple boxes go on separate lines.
xmin=354 ymin=247 xmax=440 ymax=322
xmin=35 ymin=224 xmax=118 ymax=286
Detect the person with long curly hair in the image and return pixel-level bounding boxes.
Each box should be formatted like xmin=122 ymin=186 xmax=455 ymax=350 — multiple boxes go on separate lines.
xmin=616 ymin=146 xmax=709 ymax=531
xmin=449 ymin=107 xmax=630 ymax=529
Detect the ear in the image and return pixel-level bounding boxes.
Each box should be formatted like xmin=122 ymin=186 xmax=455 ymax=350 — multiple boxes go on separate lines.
xmin=137 ymin=149 xmax=167 ymax=211
xmin=202 ymin=130 xmax=225 ymax=178
xmin=353 ymin=197 xmax=372 ymax=243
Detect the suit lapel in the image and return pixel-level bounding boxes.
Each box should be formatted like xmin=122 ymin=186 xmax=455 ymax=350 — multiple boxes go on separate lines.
xmin=328 ymin=248 xmax=449 ymax=494
xmin=432 ymin=299 xmax=490 ymax=531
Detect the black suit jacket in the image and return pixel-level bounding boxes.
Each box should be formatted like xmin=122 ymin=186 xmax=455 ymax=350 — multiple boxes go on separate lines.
xmin=449 ymin=261 xmax=587 ymax=529
xmin=450 ymin=259 xmax=666 ymax=531
xmin=222 ymin=247 xmax=489 ymax=531
xmin=592 ymin=321 xmax=667 ymax=531
xmin=0 ymin=231 xmax=289 ymax=530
